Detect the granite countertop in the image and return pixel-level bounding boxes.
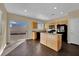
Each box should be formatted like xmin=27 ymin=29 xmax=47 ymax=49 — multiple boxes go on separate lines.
xmin=41 ymin=32 xmax=62 ymax=35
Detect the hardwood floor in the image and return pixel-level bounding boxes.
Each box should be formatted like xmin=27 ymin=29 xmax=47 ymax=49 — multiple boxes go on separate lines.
xmin=6 ymin=40 xmax=79 ymax=56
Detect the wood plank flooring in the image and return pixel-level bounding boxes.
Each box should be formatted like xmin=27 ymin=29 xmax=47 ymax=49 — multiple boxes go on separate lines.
xmin=6 ymin=40 xmax=79 ymax=56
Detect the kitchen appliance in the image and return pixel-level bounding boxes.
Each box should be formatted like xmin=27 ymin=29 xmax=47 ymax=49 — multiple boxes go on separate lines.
xmin=57 ymin=24 xmax=67 ymax=43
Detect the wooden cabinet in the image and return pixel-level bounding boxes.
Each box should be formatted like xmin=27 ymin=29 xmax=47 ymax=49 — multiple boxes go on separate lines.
xmin=47 ymin=35 xmax=62 ymax=51
xmin=40 ymin=33 xmax=47 ymax=45
xmin=32 ymin=32 xmax=37 ymax=40
xmin=32 ymin=22 xmax=37 ymax=29
xmin=40 ymin=33 xmax=62 ymax=52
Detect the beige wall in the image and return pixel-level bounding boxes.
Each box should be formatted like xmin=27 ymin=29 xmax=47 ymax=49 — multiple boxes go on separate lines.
xmin=0 ymin=3 xmax=8 ymax=55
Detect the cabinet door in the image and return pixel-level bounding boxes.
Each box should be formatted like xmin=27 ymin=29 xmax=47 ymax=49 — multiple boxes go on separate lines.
xmin=47 ymin=35 xmax=62 ymax=52
xmin=40 ymin=33 xmax=47 ymax=45
xmin=46 ymin=35 xmax=58 ymax=51
xmin=32 ymin=32 xmax=37 ymax=40
xmin=32 ymin=22 xmax=37 ymax=29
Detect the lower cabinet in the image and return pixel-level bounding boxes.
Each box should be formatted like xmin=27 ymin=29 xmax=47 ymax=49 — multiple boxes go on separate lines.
xmin=32 ymin=32 xmax=40 ymax=40
xmin=40 ymin=33 xmax=47 ymax=45
xmin=40 ymin=33 xmax=62 ymax=52
xmin=32 ymin=32 xmax=37 ymax=40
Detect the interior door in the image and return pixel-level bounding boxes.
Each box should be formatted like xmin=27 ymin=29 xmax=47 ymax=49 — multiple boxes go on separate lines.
xmin=68 ymin=18 xmax=79 ymax=45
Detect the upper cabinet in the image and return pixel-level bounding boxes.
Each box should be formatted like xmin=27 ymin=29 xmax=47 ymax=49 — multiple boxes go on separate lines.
xmin=32 ymin=21 xmax=37 ymax=29
xmin=32 ymin=21 xmax=45 ymax=30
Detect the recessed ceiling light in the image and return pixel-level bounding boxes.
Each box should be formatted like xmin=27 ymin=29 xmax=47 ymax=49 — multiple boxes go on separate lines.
xmin=24 ymin=9 xmax=27 ymax=12
xmin=54 ymin=7 xmax=57 ymax=10
xmin=60 ymin=11 xmax=64 ymax=14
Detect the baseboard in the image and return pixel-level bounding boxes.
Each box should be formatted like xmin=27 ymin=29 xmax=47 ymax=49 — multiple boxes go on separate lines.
xmin=68 ymin=42 xmax=79 ymax=45
xmin=70 ymin=43 xmax=79 ymax=46
xmin=0 ymin=44 xmax=6 ymax=56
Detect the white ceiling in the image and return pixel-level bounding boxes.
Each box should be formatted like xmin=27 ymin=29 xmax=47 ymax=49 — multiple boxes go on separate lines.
xmin=4 ymin=3 xmax=79 ymax=21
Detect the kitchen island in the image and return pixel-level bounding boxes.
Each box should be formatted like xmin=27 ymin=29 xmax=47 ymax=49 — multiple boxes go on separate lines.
xmin=40 ymin=32 xmax=62 ymax=52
